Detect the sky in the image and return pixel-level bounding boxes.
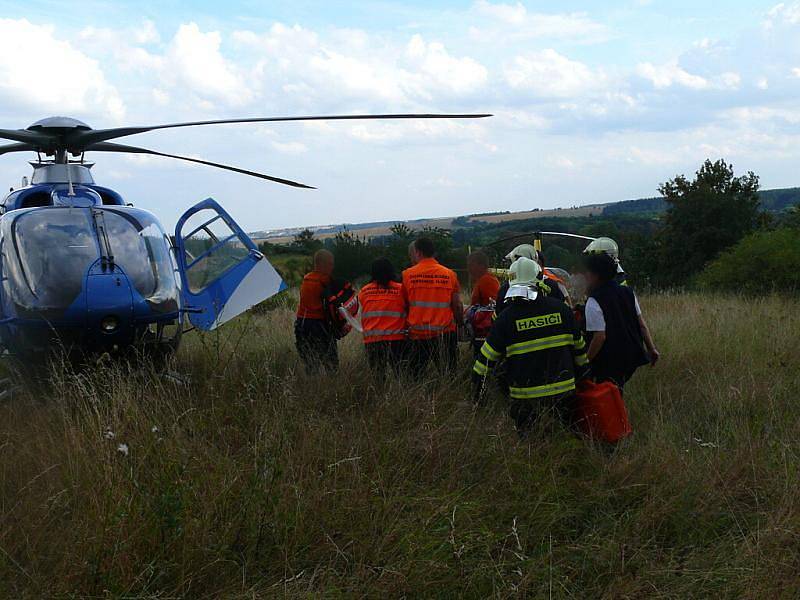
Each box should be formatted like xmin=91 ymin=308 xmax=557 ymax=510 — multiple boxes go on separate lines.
xmin=0 ymin=0 xmax=798 ymax=232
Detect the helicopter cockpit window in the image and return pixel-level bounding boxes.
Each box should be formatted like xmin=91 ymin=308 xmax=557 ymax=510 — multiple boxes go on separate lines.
xmin=180 ymin=209 xmax=249 ymax=293
xmin=6 ymin=208 xmax=99 ymax=315
xmin=100 ymin=209 xmax=180 ymax=314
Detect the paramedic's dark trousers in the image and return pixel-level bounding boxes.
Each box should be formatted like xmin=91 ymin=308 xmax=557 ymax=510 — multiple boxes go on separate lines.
xmin=408 ymin=332 xmax=458 ymax=377
xmin=295 ymin=318 xmax=338 ymax=374
xmin=365 ymin=341 xmax=406 ymax=377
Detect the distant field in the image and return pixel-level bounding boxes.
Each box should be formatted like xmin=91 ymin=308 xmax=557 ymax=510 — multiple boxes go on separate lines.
xmin=257 ymin=205 xmax=605 ymax=244
xmin=1 ymin=292 xmax=798 ymax=596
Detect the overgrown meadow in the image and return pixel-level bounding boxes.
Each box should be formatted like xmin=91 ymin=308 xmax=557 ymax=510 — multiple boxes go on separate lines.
xmin=0 ymin=292 xmax=798 ymax=597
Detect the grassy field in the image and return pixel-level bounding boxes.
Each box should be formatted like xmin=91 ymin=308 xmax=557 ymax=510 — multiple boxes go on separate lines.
xmin=0 ymin=293 xmax=798 ymax=597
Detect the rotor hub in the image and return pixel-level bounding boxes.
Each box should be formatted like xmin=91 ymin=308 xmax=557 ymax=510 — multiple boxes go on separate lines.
xmin=27 ymin=117 xmax=92 ymax=131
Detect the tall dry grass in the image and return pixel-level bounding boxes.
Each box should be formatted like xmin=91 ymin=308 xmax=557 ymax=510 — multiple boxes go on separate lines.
xmin=0 ymin=292 xmax=798 ymax=598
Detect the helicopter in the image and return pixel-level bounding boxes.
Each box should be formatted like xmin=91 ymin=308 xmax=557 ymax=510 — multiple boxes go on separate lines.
xmin=0 ymin=113 xmax=489 ymax=362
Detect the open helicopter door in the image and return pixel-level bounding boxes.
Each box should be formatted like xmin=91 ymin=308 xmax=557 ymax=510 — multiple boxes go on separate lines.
xmin=175 ymin=198 xmax=286 ymax=330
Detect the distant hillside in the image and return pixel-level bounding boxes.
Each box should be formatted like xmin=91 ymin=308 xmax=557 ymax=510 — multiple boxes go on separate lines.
xmin=602 ymin=187 xmax=800 ymax=216
xmin=254 ymin=187 xmax=800 ymax=243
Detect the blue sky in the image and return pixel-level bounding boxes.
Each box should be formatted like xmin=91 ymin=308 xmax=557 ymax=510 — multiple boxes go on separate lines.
xmin=0 ymin=1 xmax=797 ymax=231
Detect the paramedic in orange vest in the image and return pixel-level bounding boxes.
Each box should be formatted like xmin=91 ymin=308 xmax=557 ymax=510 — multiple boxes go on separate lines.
xmin=402 ymin=237 xmax=463 ymax=374
xmin=358 ymin=257 xmax=407 ymax=375
xmin=468 ymin=250 xmax=500 ymax=306
xmin=466 ymin=250 xmax=500 ymax=357
xmin=295 ymin=249 xmax=338 ymax=373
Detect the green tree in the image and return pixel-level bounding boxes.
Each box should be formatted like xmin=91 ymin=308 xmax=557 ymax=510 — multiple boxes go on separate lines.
xmin=656 ymin=159 xmax=760 ymax=284
xmin=697 ymin=227 xmax=800 ymax=293
xmin=291 ymin=229 xmax=322 ymax=254
xmin=330 ymin=230 xmax=373 ymax=281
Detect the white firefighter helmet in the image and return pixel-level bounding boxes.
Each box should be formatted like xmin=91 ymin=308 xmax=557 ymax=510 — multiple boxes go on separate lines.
xmin=509 ymin=257 xmax=541 ymax=286
xmin=505 ymin=243 xmax=537 ymax=263
xmin=583 ymin=237 xmax=619 ymax=260
xmin=506 ymin=257 xmax=541 ymax=301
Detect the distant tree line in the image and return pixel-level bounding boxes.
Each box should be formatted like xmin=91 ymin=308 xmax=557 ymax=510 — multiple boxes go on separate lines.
xmin=261 ymin=158 xmax=800 ymax=294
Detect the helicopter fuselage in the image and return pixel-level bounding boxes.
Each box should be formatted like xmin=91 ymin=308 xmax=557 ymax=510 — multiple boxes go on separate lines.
xmin=0 ymin=163 xmax=184 ymax=360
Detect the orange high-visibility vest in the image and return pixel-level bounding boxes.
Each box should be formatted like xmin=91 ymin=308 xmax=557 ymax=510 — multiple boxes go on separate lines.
xmin=402 ymin=258 xmax=460 ymax=340
xmin=358 ymin=281 xmax=407 ymax=343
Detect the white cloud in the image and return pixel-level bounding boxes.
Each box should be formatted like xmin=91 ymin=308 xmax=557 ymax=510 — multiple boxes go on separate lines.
xmin=471 ymin=1 xmax=608 ymax=42
xmin=636 ymin=61 xmax=709 ymax=90
xmin=765 ymin=2 xmax=800 ymax=27
xmin=0 ymin=19 xmax=125 ymax=121
xmin=405 ymin=34 xmax=487 ymax=96
xmin=134 ymin=19 xmax=160 ymax=45
xmin=504 ymin=49 xmax=605 ymax=97
xmin=165 ymin=23 xmax=253 ymax=107
xmin=271 ymin=140 xmax=308 ymax=154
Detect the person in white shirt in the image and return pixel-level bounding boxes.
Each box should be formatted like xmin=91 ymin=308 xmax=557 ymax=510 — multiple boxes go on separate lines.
xmin=584 ymin=253 xmax=659 ymax=388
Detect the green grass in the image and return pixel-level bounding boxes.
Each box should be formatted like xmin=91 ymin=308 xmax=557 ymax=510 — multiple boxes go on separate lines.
xmin=0 ymin=293 xmax=798 ymax=597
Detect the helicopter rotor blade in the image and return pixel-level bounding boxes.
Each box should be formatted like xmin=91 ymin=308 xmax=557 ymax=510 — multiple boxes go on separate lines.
xmin=0 ymin=142 xmax=36 ymax=156
xmin=0 ymin=129 xmax=52 ymax=146
xmin=86 ymin=142 xmax=315 ymax=189
xmin=69 ymin=113 xmax=493 ymax=147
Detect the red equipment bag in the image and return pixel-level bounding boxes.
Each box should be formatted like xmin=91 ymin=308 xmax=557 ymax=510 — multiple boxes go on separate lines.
xmin=464 ymin=303 xmax=495 ymax=341
xmin=574 ymin=379 xmax=632 ymax=443
xmin=323 ymin=279 xmax=360 ymax=339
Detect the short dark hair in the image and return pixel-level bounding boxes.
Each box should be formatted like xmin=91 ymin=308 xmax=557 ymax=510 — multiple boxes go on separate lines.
xmin=415 ymin=236 xmax=435 ymax=258
xmin=584 ymin=253 xmax=617 ymax=282
xmin=468 ymin=250 xmax=489 ymax=268
xmin=370 ymin=257 xmax=397 ymax=287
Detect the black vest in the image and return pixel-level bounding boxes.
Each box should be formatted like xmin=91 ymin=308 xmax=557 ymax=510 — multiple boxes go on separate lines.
xmin=589 ymin=281 xmax=648 ymax=379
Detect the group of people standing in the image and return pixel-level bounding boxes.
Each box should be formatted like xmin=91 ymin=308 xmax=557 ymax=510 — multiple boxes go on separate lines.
xmin=293 ymin=235 xmax=660 ymax=433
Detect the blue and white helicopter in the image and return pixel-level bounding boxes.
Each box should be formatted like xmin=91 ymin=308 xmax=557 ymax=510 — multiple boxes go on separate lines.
xmin=0 ymin=113 xmax=488 ymax=361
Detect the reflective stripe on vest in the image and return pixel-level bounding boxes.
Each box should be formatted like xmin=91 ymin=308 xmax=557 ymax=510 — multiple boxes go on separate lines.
xmin=409 ymin=323 xmax=452 ymax=332
xmin=364 ymin=329 xmax=406 ymax=338
xmin=362 ymin=310 xmax=407 ymax=319
xmin=359 ymin=282 xmax=407 ymax=343
xmin=403 ymin=259 xmax=459 ymax=339
xmin=409 ymin=300 xmax=450 ymax=308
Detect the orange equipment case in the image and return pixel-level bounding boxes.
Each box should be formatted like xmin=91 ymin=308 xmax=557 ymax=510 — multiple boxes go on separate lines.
xmin=574 ymin=380 xmax=633 ymax=444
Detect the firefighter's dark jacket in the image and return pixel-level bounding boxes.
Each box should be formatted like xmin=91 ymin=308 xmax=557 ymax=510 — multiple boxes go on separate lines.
xmin=473 ymin=294 xmax=588 ymax=401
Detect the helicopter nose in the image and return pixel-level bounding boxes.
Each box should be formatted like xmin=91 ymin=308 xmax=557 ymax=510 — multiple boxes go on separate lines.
xmin=85 ymin=265 xmax=135 ymax=344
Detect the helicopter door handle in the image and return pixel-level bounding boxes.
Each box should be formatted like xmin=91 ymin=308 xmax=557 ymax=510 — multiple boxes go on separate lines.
xmin=181 ymin=307 xmax=204 ymax=314
xmin=249 ymin=249 xmax=264 ymax=261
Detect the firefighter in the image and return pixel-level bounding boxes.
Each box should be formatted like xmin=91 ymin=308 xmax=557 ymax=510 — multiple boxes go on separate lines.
xmin=583 ymin=252 xmax=659 ymax=389
xmin=495 ymin=244 xmax=565 ymax=316
xmin=358 ymin=258 xmax=407 ymax=375
xmin=402 ymin=236 xmax=463 ymax=375
xmin=295 ymin=249 xmax=338 ymax=373
xmin=583 ymin=237 xmax=628 ymax=286
xmin=473 ymin=257 xmax=588 ymax=433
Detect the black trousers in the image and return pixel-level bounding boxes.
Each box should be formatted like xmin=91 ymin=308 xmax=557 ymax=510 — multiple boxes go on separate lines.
xmin=295 ymin=318 xmax=338 ymax=374
xmin=365 ymin=340 xmax=407 ymax=377
xmin=408 ymin=332 xmax=458 ymax=378
xmin=509 ymin=394 xmax=575 ymax=434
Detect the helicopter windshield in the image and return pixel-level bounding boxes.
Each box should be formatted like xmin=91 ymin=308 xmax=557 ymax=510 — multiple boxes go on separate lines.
xmin=98 ymin=208 xmax=179 ymax=314
xmin=4 ymin=208 xmax=99 ymax=317
xmin=2 ymin=207 xmax=180 ymax=318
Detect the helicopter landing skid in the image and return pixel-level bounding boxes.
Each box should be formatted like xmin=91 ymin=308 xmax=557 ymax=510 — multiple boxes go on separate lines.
xmin=0 ymin=378 xmax=21 ymax=402
xmin=160 ymin=370 xmax=191 ymax=387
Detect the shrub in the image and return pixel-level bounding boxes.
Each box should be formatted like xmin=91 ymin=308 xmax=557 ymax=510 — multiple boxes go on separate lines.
xmin=697 ymin=227 xmax=800 ymax=293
